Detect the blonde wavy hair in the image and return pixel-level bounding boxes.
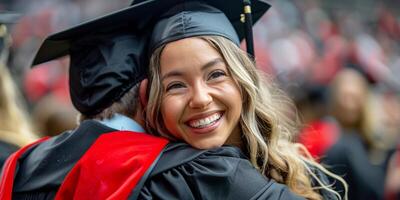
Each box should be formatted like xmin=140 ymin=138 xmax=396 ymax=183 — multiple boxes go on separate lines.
xmin=146 ymin=35 xmax=347 ymax=200
xmin=0 ymin=63 xmax=37 ymax=147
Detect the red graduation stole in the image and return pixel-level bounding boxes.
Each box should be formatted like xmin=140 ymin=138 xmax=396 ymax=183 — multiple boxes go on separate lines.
xmin=0 ymin=137 xmax=49 ymax=200
xmin=0 ymin=131 xmax=169 ymax=200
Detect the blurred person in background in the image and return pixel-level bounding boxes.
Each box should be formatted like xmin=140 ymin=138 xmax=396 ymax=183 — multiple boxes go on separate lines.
xmin=382 ymin=92 xmax=400 ymax=200
xmin=0 ymin=12 xmax=37 ymax=168
xmin=296 ymin=85 xmax=340 ymax=160
xmin=322 ymin=68 xmax=390 ymax=200
xmin=368 ymin=90 xmax=400 ymax=156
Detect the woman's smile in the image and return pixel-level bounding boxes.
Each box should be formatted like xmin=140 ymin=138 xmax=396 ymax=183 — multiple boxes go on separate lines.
xmin=159 ymin=37 xmax=243 ymax=149
xmin=186 ymin=112 xmax=222 ymax=129
xmin=185 ymin=112 xmax=224 ymax=135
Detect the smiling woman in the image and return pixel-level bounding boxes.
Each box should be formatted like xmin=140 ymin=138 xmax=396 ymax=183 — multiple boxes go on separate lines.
xmin=146 ymin=34 xmax=347 ymax=200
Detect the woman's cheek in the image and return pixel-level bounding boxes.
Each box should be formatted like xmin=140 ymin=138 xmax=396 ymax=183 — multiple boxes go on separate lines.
xmin=161 ymin=97 xmax=183 ymax=139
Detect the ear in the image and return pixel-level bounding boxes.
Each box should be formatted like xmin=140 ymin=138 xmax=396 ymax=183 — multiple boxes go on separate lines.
xmin=139 ymin=79 xmax=149 ymax=107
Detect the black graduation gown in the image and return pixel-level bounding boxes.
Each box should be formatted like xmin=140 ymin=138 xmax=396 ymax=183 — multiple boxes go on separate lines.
xmin=137 ymin=143 xmax=303 ymax=200
xmin=11 ymin=120 xmax=118 ymax=199
xmin=322 ymin=132 xmax=387 ymax=200
xmin=0 ymin=141 xmax=19 ymax=169
xmin=1 ymin=120 xmax=305 ymax=200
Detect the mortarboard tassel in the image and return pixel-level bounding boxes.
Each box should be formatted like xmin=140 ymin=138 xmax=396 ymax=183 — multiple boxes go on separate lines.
xmin=242 ymin=0 xmax=254 ymax=58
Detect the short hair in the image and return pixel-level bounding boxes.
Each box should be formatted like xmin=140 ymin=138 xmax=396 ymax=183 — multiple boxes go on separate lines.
xmin=78 ymin=83 xmax=140 ymax=122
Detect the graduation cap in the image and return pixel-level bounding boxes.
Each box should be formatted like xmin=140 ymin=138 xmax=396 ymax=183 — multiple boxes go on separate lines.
xmin=31 ymin=0 xmax=270 ymax=115
xmin=68 ymin=33 xmax=147 ymax=115
xmin=140 ymin=0 xmax=270 ymax=56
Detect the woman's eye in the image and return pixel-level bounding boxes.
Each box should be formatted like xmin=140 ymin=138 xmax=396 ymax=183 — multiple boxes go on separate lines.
xmin=166 ymin=82 xmax=185 ymax=91
xmin=208 ymin=70 xmax=226 ymax=80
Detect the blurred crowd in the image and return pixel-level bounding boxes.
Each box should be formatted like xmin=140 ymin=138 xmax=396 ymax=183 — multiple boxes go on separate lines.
xmin=0 ymin=0 xmax=399 ymax=199
xmin=253 ymin=1 xmax=400 ymax=199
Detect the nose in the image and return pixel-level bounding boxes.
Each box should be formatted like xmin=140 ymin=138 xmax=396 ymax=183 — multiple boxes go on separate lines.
xmin=189 ymin=83 xmax=212 ymax=109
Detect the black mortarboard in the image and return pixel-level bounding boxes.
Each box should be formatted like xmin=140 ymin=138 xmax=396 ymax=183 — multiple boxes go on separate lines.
xmin=68 ymin=33 xmax=147 ymax=115
xmin=142 ymin=0 xmax=270 ymax=55
xmin=148 ymin=1 xmax=238 ymax=52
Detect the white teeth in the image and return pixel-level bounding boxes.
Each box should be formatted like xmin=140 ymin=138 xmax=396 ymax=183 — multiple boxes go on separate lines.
xmin=188 ymin=113 xmax=221 ymax=128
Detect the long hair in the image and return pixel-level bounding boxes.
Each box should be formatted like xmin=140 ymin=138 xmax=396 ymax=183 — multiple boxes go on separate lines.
xmin=0 ymin=63 xmax=37 ymax=146
xmin=146 ymin=35 xmax=347 ymax=200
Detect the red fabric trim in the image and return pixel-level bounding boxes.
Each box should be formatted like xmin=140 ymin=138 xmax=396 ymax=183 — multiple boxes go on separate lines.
xmin=0 ymin=137 xmax=49 ymax=200
xmin=55 ymin=131 xmax=168 ymax=200
xmin=298 ymin=120 xmax=339 ymax=159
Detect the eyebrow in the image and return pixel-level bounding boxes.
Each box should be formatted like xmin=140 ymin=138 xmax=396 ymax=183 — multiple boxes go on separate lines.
xmin=161 ymin=58 xmax=225 ymax=81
